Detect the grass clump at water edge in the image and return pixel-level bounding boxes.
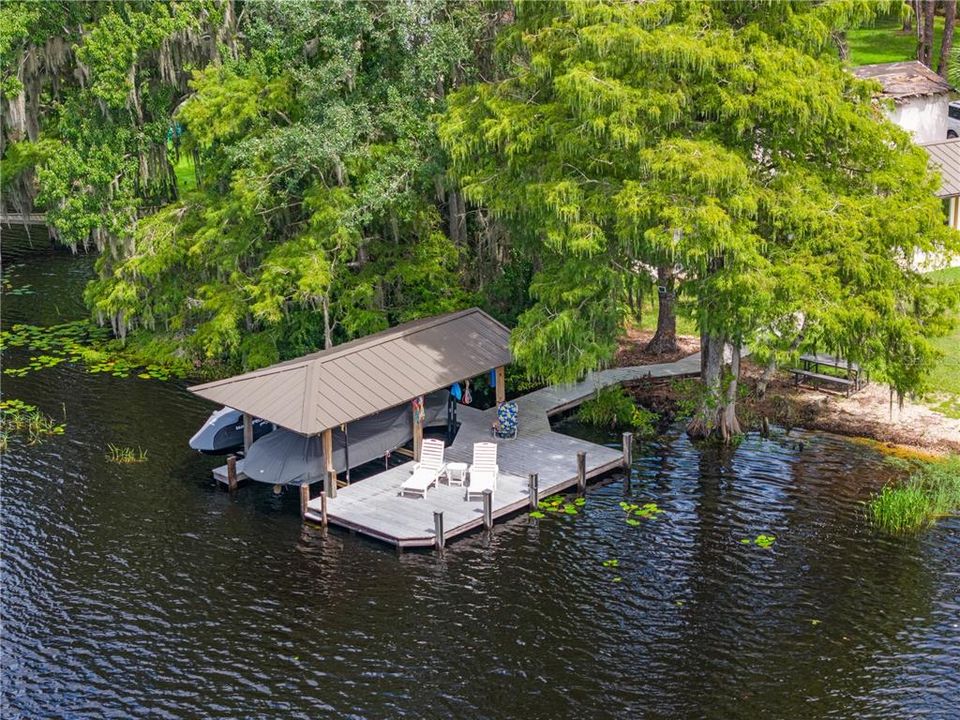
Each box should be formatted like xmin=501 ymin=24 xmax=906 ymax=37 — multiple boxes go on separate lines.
xmin=868 ymin=456 xmax=960 ymax=534
xmin=105 ymin=444 xmax=149 ymax=464
xmin=0 ymin=399 xmax=66 ymax=449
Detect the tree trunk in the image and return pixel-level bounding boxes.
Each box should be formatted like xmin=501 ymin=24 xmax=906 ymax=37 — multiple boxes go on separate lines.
xmin=903 ymin=10 xmax=913 ymax=32
xmin=939 ymin=0 xmax=957 ymax=78
xmin=645 ymin=265 xmax=678 ymax=355
xmin=920 ymin=0 xmax=936 ymax=66
xmin=687 ymin=335 xmax=742 ymax=444
xmin=719 ymin=343 xmax=742 ymax=443
xmin=687 ymin=332 xmax=724 ymax=441
xmin=321 ymin=295 xmax=333 ymax=350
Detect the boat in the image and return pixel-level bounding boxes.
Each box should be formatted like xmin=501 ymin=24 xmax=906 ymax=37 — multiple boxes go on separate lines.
xmin=188 ymin=407 xmax=275 ymax=455
xmin=241 ymin=390 xmax=453 ymax=485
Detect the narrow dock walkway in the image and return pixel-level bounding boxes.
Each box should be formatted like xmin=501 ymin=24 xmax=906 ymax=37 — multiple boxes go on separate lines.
xmin=304 ymin=353 xmax=701 ymax=548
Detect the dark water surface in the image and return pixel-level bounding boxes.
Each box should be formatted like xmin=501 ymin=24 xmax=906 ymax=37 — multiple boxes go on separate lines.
xmin=2 ymin=239 xmax=959 ymax=719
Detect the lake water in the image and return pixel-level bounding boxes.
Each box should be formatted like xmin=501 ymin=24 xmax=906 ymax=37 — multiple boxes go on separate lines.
xmin=2 ymin=236 xmax=959 ymax=719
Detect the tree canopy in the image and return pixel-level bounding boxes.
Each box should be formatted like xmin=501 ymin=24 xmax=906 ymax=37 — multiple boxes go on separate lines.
xmin=440 ymin=0 xmax=960 ymax=440
xmin=2 ymin=0 xmax=958 ymax=442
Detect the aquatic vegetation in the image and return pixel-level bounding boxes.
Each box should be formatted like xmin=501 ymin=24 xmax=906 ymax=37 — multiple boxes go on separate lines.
xmin=578 ymin=386 xmax=657 ymax=436
xmin=0 ymin=399 xmax=66 ymax=447
xmin=601 ymin=558 xmax=619 ymax=568
xmin=1 ymin=264 xmax=34 ymax=296
xmin=536 ymin=494 xmax=585 ymax=517
xmin=1 ymin=321 xmax=186 ymax=380
xmin=740 ymin=534 xmax=776 ymax=548
xmin=868 ymin=456 xmax=960 ymax=534
xmin=620 ymin=501 xmax=664 ymax=527
xmin=105 ymin=444 xmax=149 ymax=464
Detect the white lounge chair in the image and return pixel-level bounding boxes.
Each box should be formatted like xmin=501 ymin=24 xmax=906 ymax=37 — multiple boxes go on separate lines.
xmin=466 ymin=442 xmax=498 ymax=500
xmin=400 ymin=438 xmax=446 ymax=499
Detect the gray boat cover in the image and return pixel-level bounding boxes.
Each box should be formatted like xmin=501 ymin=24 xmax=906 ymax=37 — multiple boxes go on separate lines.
xmin=242 ymin=390 xmax=449 ymax=485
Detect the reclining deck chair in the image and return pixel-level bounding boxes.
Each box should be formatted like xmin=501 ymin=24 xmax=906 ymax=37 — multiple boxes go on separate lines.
xmin=466 ymin=441 xmax=499 ymax=500
xmin=400 ymin=438 xmax=446 ymax=499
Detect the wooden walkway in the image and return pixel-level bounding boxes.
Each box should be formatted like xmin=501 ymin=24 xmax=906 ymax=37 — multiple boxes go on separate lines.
xmin=302 ymin=353 xmax=702 ymax=548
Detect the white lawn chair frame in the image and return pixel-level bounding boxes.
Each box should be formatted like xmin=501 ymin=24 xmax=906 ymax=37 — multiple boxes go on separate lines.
xmin=466 ymin=442 xmax=498 ymax=500
xmin=400 ymin=438 xmax=447 ymax=499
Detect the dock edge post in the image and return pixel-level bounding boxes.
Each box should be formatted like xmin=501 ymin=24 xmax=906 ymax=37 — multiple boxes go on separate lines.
xmin=320 ymin=491 xmax=328 ymax=527
xmin=528 ymin=473 xmax=539 ymax=511
xmin=226 ymin=454 xmax=238 ymax=491
xmin=622 ymin=432 xmax=633 ymax=469
xmin=299 ymin=483 xmax=310 ymax=519
xmin=482 ymin=489 xmax=493 ymax=530
xmin=577 ymin=451 xmax=587 ymax=495
xmin=433 ymin=511 xmax=445 ymax=551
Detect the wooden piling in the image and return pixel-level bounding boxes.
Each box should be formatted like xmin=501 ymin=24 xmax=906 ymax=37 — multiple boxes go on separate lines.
xmin=482 ymin=489 xmax=493 ymax=530
xmin=242 ymin=413 xmax=253 ymax=454
xmin=322 ymin=429 xmax=337 ymax=497
xmin=622 ymin=432 xmax=633 ymax=468
xmin=299 ymin=483 xmax=310 ymax=519
xmin=226 ymin=454 xmax=238 ymax=491
xmin=528 ymin=473 xmax=539 ymax=511
xmin=577 ymin=451 xmax=587 ymax=495
xmin=433 ymin=511 xmax=445 ymax=551
xmin=320 ymin=491 xmax=328 ymax=527
xmin=494 ymin=365 xmax=506 ymax=405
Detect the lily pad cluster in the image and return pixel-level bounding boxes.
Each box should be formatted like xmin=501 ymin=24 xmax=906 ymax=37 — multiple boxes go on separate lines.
xmin=620 ymin=501 xmax=664 ymax=527
xmin=531 ymin=494 xmax=585 ymax=518
xmin=740 ymin=533 xmax=776 ymax=548
xmin=1 ymin=264 xmax=34 ymax=296
xmin=601 ymin=558 xmax=622 ymax=583
xmin=1 ymin=321 xmax=182 ymax=380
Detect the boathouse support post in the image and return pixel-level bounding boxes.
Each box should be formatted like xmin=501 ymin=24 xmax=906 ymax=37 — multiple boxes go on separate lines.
xmin=322 ymin=429 xmax=337 ymax=498
xmin=433 ymin=511 xmax=445 ymax=551
xmin=482 ymin=489 xmax=493 ymax=530
xmin=495 ymin=366 xmax=506 ymax=405
xmin=577 ymin=451 xmax=587 ymax=495
xmin=242 ymin=413 xmax=253 ymax=454
xmin=528 ymin=473 xmax=539 ymax=511
xmin=412 ymin=401 xmax=423 ymax=462
xmin=226 ymin=454 xmax=238 ymax=491
xmin=299 ymin=483 xmax=310 ymax=519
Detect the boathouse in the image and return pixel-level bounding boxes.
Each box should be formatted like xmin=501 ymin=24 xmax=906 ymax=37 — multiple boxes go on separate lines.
xmin=189 ymin=308 xmax=656 ymax=549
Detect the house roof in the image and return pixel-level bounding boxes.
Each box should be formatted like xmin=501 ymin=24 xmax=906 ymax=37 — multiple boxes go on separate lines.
xmin=852 ymin=60 xmax=951 ymax=101
xmin=189 ymin=308 xmax=512 ymax=435
xmin=922 ymin=137 xmax=960 ymax=197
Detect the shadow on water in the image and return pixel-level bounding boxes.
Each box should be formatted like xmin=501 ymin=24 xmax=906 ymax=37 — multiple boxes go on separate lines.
xmin=2 ymin=242 xmax=959 ymax=719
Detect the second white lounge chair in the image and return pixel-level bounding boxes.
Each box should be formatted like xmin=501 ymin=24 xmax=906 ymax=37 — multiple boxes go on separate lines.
xmin=400 ymin=438 xmax=446 ymax=499
xmin=466 ymin=441 xmax=498 ymax=500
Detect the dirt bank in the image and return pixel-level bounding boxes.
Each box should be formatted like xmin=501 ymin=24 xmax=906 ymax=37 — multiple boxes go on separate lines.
xmin=617 ymin=335 xmax=960 ymax=456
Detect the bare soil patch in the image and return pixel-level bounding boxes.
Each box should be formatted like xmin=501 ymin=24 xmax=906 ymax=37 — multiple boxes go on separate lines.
xmin=613 ymin=336 xmax=960 ymax=456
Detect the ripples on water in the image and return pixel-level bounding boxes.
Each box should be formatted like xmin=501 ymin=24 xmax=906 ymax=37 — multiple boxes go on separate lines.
xmin=2 ymin=239 xmax=959 ymax=719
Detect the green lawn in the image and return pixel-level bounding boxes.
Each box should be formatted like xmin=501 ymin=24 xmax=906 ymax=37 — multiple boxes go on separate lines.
xmin=925 ymin=266 xmax=960 ymax=417
xmin=848 ymin=14 xmax=943 ymax=66
xmin=173 ymin=151 xmax=197 ymax=193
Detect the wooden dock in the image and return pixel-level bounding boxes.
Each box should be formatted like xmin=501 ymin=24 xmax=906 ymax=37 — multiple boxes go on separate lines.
xmin=300 ymin=353 xmax=702 ymax=548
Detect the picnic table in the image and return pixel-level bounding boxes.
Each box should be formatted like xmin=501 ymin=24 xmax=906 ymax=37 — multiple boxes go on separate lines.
xmin=790 ymin=352 xmax=868 ymax=397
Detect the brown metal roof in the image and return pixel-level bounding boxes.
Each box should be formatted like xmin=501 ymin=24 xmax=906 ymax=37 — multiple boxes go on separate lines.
xmin=922 ymin=137 xmax=960 ymax=197
xmin=189 ymin=308 xmax=512 ymax=435
xmin=852 ymin=61 xmax=951 ymax=102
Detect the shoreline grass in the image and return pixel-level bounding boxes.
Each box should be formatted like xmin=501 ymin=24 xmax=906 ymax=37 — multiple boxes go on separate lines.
xmin=868 ymin=456 xmax=960 ymax=533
